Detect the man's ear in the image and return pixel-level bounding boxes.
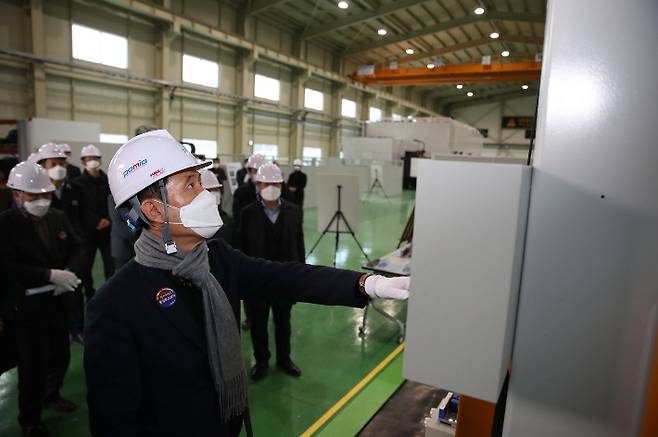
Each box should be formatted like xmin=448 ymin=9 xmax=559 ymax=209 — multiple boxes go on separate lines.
xmin=140 ymin=199 xmax=163 ymax=226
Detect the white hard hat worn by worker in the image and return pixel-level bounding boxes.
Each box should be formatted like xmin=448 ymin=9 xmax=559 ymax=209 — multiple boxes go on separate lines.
xmin=81 ymin=144 xmax=103 ymax=172
xmin=7 ymin=161 xmax=55 ymax=217
xmin=255 ymin=163 xmax=283 ymax=202
xmin=107 ymin=129 xmax=219 ymax=254
xmin=246 ymin=154 xmax=266 ymax=170
xmin=293 ymin=159 xmax=302 ymax=168
xmin=37 ymin=142 xmax=68 ymax=181
xmin=58 ymin=143 xmax=72 ymax=155
xmin=200 ymin=169 xmax=222 ymax=206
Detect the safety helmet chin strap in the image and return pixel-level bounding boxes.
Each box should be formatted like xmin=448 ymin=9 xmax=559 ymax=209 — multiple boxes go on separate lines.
xmin=157 ymin=179 xmax=178 ymax=255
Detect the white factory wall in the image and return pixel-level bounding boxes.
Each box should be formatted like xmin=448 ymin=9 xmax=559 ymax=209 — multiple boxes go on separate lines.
xmin=0 ymin=0 xmax=434 ymax=156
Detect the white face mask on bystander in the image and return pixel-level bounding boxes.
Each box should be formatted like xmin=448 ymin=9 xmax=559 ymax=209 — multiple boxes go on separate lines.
xmin=260 ymin=186 xmax=281 ymax=202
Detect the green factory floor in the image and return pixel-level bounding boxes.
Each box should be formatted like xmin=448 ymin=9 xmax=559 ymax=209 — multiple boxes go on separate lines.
xmin=0 ymin=190 xmax=415 ymax=437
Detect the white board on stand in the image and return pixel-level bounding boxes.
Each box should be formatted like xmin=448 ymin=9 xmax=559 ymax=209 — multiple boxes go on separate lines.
xmin=316 ymin=173 xmax=359 ymax=234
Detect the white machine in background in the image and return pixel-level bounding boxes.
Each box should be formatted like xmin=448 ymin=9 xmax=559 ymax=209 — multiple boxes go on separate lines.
xmin=17 ymin=118 xmax=101 ymax=160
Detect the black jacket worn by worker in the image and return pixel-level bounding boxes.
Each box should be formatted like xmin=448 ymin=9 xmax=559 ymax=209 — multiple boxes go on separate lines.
xmin=0 ymin=206 xmax=85 ymax=426
xmin=84 ymin=238 xmax=367 ymax=437
xmin=235 ymin=167 xmax=247 ymax=188
xmin=231 ymin=180 xmax=257 ymax=225
xmin=287 ymin=170 xmax=307 ymax=208
xmin=67 ymin=163 xmax=81 ymax=180
xmin=107 ymin=193 xmax=138 ymax=268
xmin=50 ymin=179 xmax=86 ymax=237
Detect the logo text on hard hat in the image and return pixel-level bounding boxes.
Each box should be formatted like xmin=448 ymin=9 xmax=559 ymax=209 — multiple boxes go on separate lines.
xmin=150 ymin=168 xmax=165 ymax=179
xmin=123 ymin=159 xmax=148 ymax=178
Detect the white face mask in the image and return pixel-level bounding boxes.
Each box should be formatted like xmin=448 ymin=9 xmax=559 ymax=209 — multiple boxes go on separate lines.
xmin=85 ymin=160 xmax=101 ymax=171
xmin=260 ymin=186 xmax=281 ymax=202
xmin=24 ymin=198 xmax=51 ymax=217
xmin=47 ymin=165 xmax=67 ymax=181
xmin=294 ymin=166 xmax=301 ymax=171
xmin=159 ymin=190 xmax=223 ymax=239
xmin=211 ymin=191 xmax=221 ymax=206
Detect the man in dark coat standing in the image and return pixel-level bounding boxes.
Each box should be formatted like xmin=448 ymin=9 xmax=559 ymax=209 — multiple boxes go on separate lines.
xmin=287 ymin=158 xmax=308 ymax=211
xmin=1 ymin=162 xmax=84 ymax=437
xmin=57 ymin=143 xmax=81 ymax=180
xmin=239 ymin=163 xmax=305 ymax=380
xmin=231 ymin=154 xmax=266 ymax=222
xmin=84 ymin=130 xmax=411 ymax=437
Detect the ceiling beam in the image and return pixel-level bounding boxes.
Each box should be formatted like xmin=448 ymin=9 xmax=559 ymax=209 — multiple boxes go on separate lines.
xmin=303 ymin=0 xmax=425 ymax=40
xmin=343 ymin=12 xmax=545 ymax=56
xmin=442 ymin=90 xmax=538 ymax=112
xmin=248 ymin=0 xmax=289 ymax=15
xmin=397 ymin=35 xmax=543 ymax=65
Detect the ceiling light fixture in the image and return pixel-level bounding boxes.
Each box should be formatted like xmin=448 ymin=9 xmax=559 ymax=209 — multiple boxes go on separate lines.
xmin=427 ymin=63 xmax=435 ymax=69
xmin=377 ymin=28 xmax=387 ymax=36
xmin=456 ymin=84 xmax=464 ymax=89
xmin=467 ymin=91 xmax=474 ymax=97
xmin=501 ymin=50 xmax=510 ymax=57
xmin=337 ymin=1 xmax=349 ymax=9
xmin=490 ymin=32 xmax=500 ymax=39
xmin=474 ymin=7 xmax=485 ymax=15
xmin=405 ymin=48 xmax=415 ymax=55
xmin=522 ymin=84 xmax=529 ymax=90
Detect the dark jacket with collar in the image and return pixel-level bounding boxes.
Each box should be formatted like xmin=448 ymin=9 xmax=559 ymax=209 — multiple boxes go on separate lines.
xmin=238 ymin=199 xmax=305 ymax=263
xmin=51 ymin=179 xmax=86 ymax=237
xmin=0 ymin=206 xmax=85 ymax=319
xmin=231 ymin=180 xmax=256 ymax=223
xmin=72 ymin=170 xmax=111 ymax=243
xmin=84 ymin=238 xmax=366 ymax=437
xmin=67 ymin=163 xmax=81 ymax=180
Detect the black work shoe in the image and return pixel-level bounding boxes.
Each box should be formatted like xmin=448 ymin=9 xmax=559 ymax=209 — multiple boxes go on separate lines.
xmin=21 ymin=423 xmax=50 ymax=437
xmin=277 ymin=360 xmax=302 ymax=378
xmin=44 ymin=395 xmax=77 ymax=413
xmin=250 ymin=363 xmax=268 ymax=381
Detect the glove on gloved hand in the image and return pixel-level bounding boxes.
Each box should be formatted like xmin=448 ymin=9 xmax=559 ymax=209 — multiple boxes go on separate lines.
xmin=364 ymin=275 xmax=410 ymax=299
xmin=49 ymin=269 xmax=81 ymax=294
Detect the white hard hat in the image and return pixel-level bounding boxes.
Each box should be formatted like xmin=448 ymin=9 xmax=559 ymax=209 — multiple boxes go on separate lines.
xmin=37 ymin=143 xmax=66 ymax=161
xmin=27 ymin=152 xmax=41 ymax=164
xmin=246 ymin=154 xmax=267 ymax=170
xmin=58 ymin=143 xmax=72 ymax=153
xmin=81 ymin=144 xmax=102 ymax=158
xmin=108 ymin=129 xmax=211 ymax=206
xmin=200 ymin=169 xmax=221 ymax=189
xmin=293 ymin=159 xmax=303 ymax=167
xmin=255 ymin=163 xmax=283 ymax=183
xmin=7 ymin=161 xmax=56 ymax=193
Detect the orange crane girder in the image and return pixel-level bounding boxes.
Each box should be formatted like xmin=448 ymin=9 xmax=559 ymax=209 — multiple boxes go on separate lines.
xmin=351 ymin=61 xmax=542 ymax=86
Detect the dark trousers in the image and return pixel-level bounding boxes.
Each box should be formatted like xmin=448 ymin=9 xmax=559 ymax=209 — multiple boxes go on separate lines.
xmin=246 ymin=299 xmax=293 ymax=365
xmin=81 ymin=240 xmax=114 ymax=297
xmin=14 ymin=296 xmax=70 ymax=426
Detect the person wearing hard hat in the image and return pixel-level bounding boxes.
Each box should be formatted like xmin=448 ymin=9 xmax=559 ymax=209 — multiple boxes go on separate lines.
xmin=83 ymin=129 xmax=410 ymax=437
xmin=287 ymin=158 xmax=307 ymax=212
xmin=57 ymin=143 xmax=81 ymax=180
xmin=0 ymin=162 xmax=84 ymax=437
xmin=235 ymin=158 xmax=249 ymax=188
xmin=72 ymin=145 xmax=114 ymax=302
xmin=238 ymin=163 xmax=305 ymax=381
xmin=200 ymin=169 xmax=235 ymax=247
xmin=231 ymin=153 xmax=266 ymax=222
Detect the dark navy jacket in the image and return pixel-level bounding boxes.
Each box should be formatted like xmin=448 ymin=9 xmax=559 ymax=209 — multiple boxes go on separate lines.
xmin=84 ymin=238 xmax=366 ymax=437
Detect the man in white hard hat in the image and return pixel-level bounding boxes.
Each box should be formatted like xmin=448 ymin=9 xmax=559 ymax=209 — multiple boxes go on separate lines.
xmin=200 ymin=169 xmax=234 ymax=247
xmin=231 ymin=153 xmax=266 ymax=222
xmin=83 ymin=129 xmax=410 ymax=437
xmin=73 ymin=145 xmax=114 ymax=301
xmin=0 ymin=161 xmax=84 ymax=437
xmin=287 ymin=158 xmax=307 ymax=212
xmin=238 ymin=163 xmax=305 ymax=381
xmin=57 ymin=143 xmax=81 ymax=180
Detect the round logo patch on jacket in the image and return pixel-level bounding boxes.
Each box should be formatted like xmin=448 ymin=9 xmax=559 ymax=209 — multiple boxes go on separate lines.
xmin=58 ymin=230 xmax=67 ymax=240
xmin=155 ymin=288 xmax=176 ymax=308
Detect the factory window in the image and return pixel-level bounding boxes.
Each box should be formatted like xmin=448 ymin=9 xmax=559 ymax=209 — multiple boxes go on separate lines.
xmin=72 ymin=24 xmax=128 ymax=69
xmin=303 ymin=146 xmax=322 ymax=164
xmin=254 ymin=74 xmax=280 ymax=102
xmin=392 ymin=113 xmax=402 ymax=121
xmin=182 ymin=54 xmax=219 ymax=88
xmin=182 ymin=138 xmax=218 ymax=159
xmin=341 ymin=98 xmax=356 ymax=118
xmin=99 ymin=133 xmax=128 ymax=144
xmin=369 ymin=107 xmax=383 ymax=122
xmin=304 ymin=88 xmax=324 ymax=111
xmin=253 ymin=143 xmax=278 ymax=160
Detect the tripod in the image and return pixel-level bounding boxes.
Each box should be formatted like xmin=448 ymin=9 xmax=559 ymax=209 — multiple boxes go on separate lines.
xmin=366 ymin=169 xmax=390 ymax=202
xmin=307 ymin=185 xmax=370 ymax=267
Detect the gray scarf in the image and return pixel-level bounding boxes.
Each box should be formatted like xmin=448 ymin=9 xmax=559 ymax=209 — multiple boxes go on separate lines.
xmin=134 ymin=230 xmax=247 ymax=422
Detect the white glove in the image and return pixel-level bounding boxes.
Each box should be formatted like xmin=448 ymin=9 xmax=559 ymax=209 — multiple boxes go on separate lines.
xmin=364 ymin=275 xmax=410 ymax=300
xmin=49 ymin=269 xmax=81 ymax=294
